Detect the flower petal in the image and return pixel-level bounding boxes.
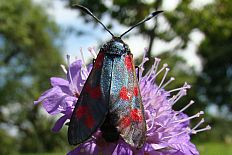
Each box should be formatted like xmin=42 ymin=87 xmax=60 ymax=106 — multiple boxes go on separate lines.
xmin=67 ymin=60 xmax=91 ymax=93
xmin=35 ymin=86 xmax=76 ymax=115
xmin=51 ymin=77 xmax=73 ymax=95
xmin=112 ymin=139 xmax=133 ymax=155
xmin=50 ymin=77 xmax=69 ymax=87
xmin=34 ymin=86 xmax=60 ymax=105
xmin=52 ymin=114 xmax=70 ymax=132
xmin=67 ymin=139 xmax=102 ymax=155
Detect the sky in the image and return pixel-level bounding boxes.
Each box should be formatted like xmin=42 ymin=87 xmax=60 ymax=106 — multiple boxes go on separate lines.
xmin=33 ymin=0 xmax=214 ymax=71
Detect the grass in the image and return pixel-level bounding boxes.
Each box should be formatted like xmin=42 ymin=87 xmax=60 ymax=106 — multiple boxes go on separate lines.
xmin=197 ymin=142 xmax=232 ymax=155
xmin=21 ymin=143 xmax=232 ymax=155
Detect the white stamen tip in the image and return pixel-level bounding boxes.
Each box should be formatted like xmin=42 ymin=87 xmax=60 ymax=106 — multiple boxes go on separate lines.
xmin=206 ymin=125 xmax=211 ymax=130
xmin=161 ymin=77 xmax=175 ymax=89
xmin=155 ymin=57 xmax=161 ymax=62
xmin=191 ymin=130 xmax=197 ymax=134
xmin=199 ymin=111 xmax=204 ymax=115
xmin=166 ymin=68 xmax=170 ymax=71
xmin=192 ymin=118 xmax=205 ymax=131
xmin=163 ymin=63 xmax=168 ymax=67
xmin=60 ymin=64 xmax=67 ymax=74
xmin=200 ymin=118 xmax=205 ymax=123
xmin=144 ymin=57 xmax=149 ymax=61
xmin=192 ymin=125 xmax=211 ymax=134
xmin=195 ymin=111 xmax=204 ymax=118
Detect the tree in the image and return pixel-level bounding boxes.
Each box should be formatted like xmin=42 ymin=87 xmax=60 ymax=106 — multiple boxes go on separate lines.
xmin=67 ymin=0 xmax=232 ymax=112
xmin=67 ymin=0 xmax=165 ymax=58
xmin=0 ymin=0 xmax=66 ymax=152
xmin=66 ymin=0 xmax=199 ymax=113
xmin=165 ymin=0 xmax=232 ymax=111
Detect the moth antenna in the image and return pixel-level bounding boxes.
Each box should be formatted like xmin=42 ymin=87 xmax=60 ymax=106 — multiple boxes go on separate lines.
xmin=73 ymin=5 xmax=114 ymax=37
xmin=120 ymin=11 xmax=163 ymax=38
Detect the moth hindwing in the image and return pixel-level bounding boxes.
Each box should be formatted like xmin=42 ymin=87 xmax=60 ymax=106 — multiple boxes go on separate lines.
xmin=68 ymin=5 xmax=163 ymax=149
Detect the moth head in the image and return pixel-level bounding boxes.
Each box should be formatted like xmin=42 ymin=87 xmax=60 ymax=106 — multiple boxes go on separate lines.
xmin=102 ymin=37 xmax=130 ymax=55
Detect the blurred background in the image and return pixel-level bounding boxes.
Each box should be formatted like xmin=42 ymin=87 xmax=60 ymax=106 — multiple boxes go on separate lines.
xmin=0 ymin=0 xmax=232 ymax=154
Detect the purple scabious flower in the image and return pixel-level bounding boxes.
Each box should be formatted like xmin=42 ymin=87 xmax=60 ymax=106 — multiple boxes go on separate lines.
xmin=35 ymin=48 xmax=210 ymax=155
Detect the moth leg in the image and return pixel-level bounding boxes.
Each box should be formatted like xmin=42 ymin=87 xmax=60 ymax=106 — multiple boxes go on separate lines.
xmin=135 ymin=66 xmax=140 ymax=80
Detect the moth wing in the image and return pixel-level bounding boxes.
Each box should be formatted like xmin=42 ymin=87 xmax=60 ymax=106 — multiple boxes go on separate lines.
xmin=109 ymin=54 xmax=146 ymax=148
xmin=68 ymin=52 xmax=112 ymax=145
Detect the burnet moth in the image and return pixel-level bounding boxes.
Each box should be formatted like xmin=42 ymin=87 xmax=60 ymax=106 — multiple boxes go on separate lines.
xmin=68 ymin=5 xmax=163 ymax=148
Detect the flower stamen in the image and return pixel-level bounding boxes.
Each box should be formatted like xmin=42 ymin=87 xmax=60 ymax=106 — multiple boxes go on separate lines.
xmin=80 ymin=48 xmax=87 ymax=69
xmin=191 ymin=125 xmax=211 ymax=134
xmin=174 ymin=111 xmax=204 ymax=123
xmin=161 ymin=77 xmax=175 ymax=89
xmin=60 ymin=64 xmax=67 ymax=74
xmin=192 ymin=118 xmax=205 ymax=131
xmin=66 ymin=55 xmax=79 ymax=95
xmin=138 ymin=56 xmax=149 ymax=82
xmin=150 ymin=63 xmax=168 ymax=83
xmin=158 ymin=68 xmax=170 ymax=88
xmin=145 ymin=57 xmax=160 ymax=79
xmin=171 ymin=89 xmax=187 ymax=105
xmin=177 ymin=100 xmax=195 ymax=114
xmin=88 ymin=47 xmax=97 ymax=59
xmin=162 ymin=127 xmax=191 ymax=139
xmin=168 ymin=83 xmax=191 ymax=93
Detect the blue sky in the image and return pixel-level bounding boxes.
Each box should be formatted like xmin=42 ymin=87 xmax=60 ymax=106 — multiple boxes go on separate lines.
xmin=33 ymin=0 xmax=214 ymax=71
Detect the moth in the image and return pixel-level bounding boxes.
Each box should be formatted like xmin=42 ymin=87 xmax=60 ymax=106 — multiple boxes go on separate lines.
xmin=68 ymin=5 xmax=162 ymax=148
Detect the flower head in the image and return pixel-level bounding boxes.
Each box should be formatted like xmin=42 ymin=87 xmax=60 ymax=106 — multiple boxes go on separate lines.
xmin=35 ymin=48 xmax=210 ymax=154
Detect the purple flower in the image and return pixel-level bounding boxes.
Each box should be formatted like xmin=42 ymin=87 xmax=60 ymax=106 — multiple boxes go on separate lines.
xmin=35 ymin=48 xmax=210 ymax=154
xmin=34 ymin=55 xmax=91 ymax=132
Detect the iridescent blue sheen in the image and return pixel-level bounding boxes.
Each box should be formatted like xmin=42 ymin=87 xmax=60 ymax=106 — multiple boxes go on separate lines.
xmin=102 ymin=37 xmax=130 ymax=55
xmin=68 ymin=37 xmax=146 ymax=148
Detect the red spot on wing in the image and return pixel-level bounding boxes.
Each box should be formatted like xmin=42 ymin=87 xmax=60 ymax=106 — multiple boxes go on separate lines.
xmin=76 ymin=105 xmax=96 ymax=129
xmin=130 ymin=109 xmax=143 ymax=122
xmin=119 ymin=87 xmax=132 ymax=100
xmin=125 ymin=55 xmax=133 ymax=71
xmin=90 ymin=86 xmax=101 ymax=99
xmin=94 ymin=52 xmax=104 ymax=69
xmin=84 ymin=84 xmax=101 ymax=100
xmin=133 ymin=87 xmax=139 ymax=96
xmin=84 ymin=114 xmax=95 ymax=129
xmin=76 ymin=106 xmax=88 ymax=119
xmin=121 ymin=116 xmax=131 ymax=128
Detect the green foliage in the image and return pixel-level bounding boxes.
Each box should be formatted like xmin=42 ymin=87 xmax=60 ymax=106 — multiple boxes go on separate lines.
xmin=196 ymin=142 xmax=232 ymax=155
xmin=0 ymin=129 xmax=19 ymax=155
xmin=166 ymin=0 xmax=232 ymax=110
xmin=0 ymin=0 xmax=65 ymax=153
xmin=0 ymin=0 xmax=63 ymax=104
xmin=193 ymin=115 xmax=232 ymax=143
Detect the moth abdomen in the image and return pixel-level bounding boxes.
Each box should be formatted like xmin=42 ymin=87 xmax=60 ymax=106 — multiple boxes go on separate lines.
xmin=100 ymin=113 xmax=120 ymax=142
